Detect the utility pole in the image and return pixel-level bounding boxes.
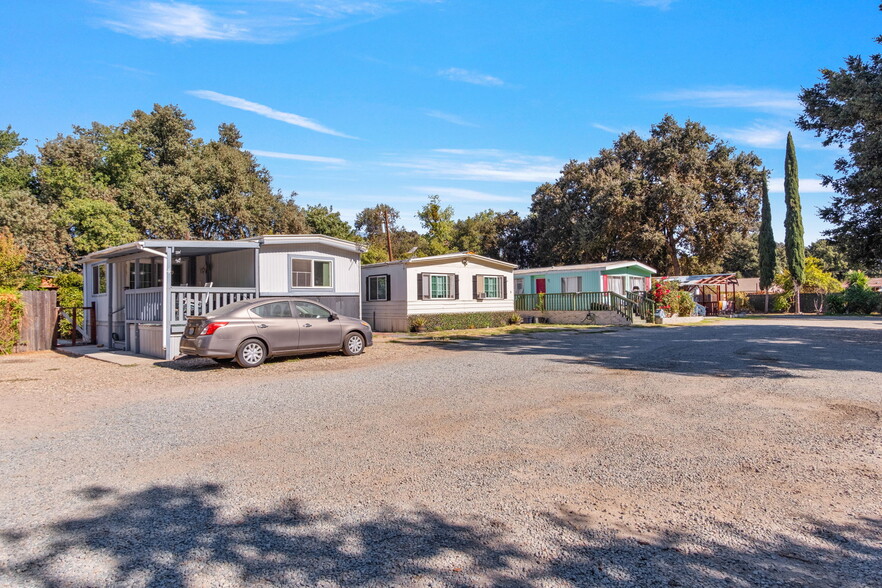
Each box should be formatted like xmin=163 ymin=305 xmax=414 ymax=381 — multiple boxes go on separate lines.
xmin=383 ymin=207 xmax=394 ymax=261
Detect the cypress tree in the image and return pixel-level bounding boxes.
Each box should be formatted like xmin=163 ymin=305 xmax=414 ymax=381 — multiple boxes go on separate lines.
xmin=758 ymin=172 xmax=776 ymax=313
xmin=784 ymin=132 xmax=806 ymax=313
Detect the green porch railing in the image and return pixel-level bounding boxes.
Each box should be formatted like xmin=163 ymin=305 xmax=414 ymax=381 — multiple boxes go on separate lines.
xmin=514 ymin=291 xmax=656 ymax=322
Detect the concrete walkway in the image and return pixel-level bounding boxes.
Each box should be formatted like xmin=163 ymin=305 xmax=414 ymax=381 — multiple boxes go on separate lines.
xmin=56 ymin=345 xmax=160 ymax=366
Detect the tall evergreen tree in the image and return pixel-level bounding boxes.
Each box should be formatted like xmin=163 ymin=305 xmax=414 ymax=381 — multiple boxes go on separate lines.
xmin=784 ymin=132 xmax=806 ymax=313
xmin=758 ymin=172 xmax=776 ymax=313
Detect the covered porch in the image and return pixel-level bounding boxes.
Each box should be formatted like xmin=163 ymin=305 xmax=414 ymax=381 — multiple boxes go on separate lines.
xmin=664 ymin=273 xmax=739 ymax=316
xmin=83 ymin=240 xmax=260 ymax=359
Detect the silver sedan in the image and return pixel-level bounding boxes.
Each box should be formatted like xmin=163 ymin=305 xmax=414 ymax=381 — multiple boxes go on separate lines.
xmin=179 ymin=298 xmax=373 ymax=367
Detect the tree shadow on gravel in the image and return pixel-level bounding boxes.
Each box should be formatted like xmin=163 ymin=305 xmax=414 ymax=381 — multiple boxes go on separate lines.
xmin=410 ymin=323 xmax=882 ymax=379
xmin=2 ymin=483 xmax=880 ymax=587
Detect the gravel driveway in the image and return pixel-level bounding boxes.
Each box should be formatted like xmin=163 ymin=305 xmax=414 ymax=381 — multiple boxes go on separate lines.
xmin=1 ymin=316 xmax=880 ymax=587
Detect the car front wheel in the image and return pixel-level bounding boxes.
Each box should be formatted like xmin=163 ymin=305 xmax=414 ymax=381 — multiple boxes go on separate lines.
xmin=342 ymin=332 xmax=365 ymax=356
xmin=236 ymin=339 xmax=267 ymax=368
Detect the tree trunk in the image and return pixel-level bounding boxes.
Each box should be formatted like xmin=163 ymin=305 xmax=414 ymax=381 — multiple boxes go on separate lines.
xmin=665 ymin=234 xmax=681 ymax=275
xmin=764 ymin=292 xmax=769 ymax=314
xmin=793 ymin=281 xmax=801 ymax=314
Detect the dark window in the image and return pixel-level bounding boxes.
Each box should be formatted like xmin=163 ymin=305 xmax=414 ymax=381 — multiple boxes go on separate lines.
xmin=367 ymin=275 xmax=388 ymax=301
xmin=251 ymin=301 xmax=293 ymax=318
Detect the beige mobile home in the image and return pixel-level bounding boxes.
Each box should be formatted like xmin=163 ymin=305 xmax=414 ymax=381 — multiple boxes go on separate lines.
xmin=361 ymin=252 xmax=517 ymax=332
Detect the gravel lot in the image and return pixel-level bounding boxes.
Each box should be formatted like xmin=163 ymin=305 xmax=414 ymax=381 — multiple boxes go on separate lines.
xmin=1 ymin=316 xmax=880 ymax=587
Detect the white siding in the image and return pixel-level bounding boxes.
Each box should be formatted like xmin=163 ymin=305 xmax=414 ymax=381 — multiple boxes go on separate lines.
xmin=362 ymin=264 xmax=408 ymax=331
xmin=258 ymin=243 xmax=360 ymax=296
xmin=406 ymin=259 xmax=514 ymax=315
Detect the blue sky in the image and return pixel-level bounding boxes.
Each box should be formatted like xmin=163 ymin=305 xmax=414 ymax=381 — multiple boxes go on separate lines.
xmin=3 ymin=1 xmax=880 ymax=243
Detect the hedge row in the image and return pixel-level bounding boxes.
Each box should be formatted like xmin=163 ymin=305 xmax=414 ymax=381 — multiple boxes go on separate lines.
xmin=410 ymin=311 xmax=516 ymax=332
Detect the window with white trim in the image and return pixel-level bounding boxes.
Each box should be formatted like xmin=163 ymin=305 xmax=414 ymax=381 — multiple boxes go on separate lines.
xmin=92 ymin=264 xmax=107 ymax=295
xmin=367 ymin=275 xmax=388 ymax=301
xmin=430 ymin=274 xmax=451 ymax=299
xmin=515 ymin=278 xmax=524 ymax=295
xmin=561 ymin=276 xmax=582 ymax=293
xmin=483 ymin=276 xmax=501 ymax=298
xmin=291 ymin=258 xmax=333 ymax=288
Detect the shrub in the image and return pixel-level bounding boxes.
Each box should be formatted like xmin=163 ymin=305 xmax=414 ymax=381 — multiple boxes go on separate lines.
xmin=826 ymin=292 xmax=846 ymax=314
xmin=410 ymin=311 xmax=514 ymax=332
xmin=673 ymin=290 xmax=695 ymax=316
xmin=773 ymin=294 xmax=793 ymax=313
xmin=0 ymin=289 xmax=24 ymax=354
xmin=508 ymin=313 xmax=523 ymax=325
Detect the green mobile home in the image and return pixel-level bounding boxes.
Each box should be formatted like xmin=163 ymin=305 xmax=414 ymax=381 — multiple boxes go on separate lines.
xmin=514 ymin=261 xmax=656 ymax=296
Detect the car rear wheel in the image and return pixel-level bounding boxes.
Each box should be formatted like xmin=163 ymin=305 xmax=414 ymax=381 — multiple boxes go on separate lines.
xmin=342 ymin=332 xmax=365 ymax=356
xmin=236 ymin=339 xmax=267 ymax=368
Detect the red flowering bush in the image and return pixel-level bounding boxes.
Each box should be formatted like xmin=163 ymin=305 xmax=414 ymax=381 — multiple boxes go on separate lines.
xmin=650 ymin=280 xmax=695 ymax=316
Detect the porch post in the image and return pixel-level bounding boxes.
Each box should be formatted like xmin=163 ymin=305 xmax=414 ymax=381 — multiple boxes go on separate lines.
xmin=254 ymin=248 xmax=260 ymax=297
xmin=106 ymin=262 xmax=113 ymax=347
xmin=163 ymin=247 xmax=172 ymax=360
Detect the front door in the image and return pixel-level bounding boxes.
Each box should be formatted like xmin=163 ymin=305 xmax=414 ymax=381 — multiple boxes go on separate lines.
xmin=293 ymin=301 xmax=343 ymax=350
xmin=249 ymin=301 xmax=299 ymax=353
xmin=535 ymin=278 xmax=547 ymax=294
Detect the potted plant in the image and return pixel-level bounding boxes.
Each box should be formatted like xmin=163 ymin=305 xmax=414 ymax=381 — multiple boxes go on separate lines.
xmin=508 ymin=313 xmax=523 ymax=325
xmin=409 ymin=315 xmax=428 ymax=333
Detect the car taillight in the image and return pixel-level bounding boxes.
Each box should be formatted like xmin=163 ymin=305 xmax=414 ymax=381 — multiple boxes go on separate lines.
xmin=200 ymin=322 xmax=228 ymax=336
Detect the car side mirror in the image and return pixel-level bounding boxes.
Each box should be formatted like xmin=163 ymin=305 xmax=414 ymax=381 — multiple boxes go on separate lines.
xmin=330 ymin=313 xmax=339 ymax=321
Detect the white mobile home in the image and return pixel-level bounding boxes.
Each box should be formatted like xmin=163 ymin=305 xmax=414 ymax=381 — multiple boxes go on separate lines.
xmin=82 ymin=235 xmax=364 ymax=359
xmin=362 ymin=252 xmax=517 ymax=332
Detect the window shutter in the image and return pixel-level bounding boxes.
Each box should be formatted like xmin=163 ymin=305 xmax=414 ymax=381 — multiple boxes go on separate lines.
xmin=452 ymin=274 xmax=459 ymax=299
xmin=503 ymin=276 xmax=508 ymax=298
xmin=561 ymin=277 xmax=566 ymax=293
xmin=473 ymin=275 xmax=479 ymax=299
xmin=365 ymin=276 xmax=370 ymax=301
xmin=384 ymin=274 xmax=391 ymax=301
xmin=577 ymin=276 xmax=582 ymax=292
xmin=417 ymin=273 xmax=423 ymax=300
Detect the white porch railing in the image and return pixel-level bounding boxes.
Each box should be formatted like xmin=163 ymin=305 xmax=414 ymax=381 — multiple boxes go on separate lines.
xmin=125 ymin=287 xmax=258 ymax=324
xmin=125 ymin=287 xmax=163 ymax=322
xmin=169 ymin=287 xmax=257 ymax=323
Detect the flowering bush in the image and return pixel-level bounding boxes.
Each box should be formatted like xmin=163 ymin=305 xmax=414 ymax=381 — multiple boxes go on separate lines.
xmin=650 ymin=281 xmax=673 ymax=314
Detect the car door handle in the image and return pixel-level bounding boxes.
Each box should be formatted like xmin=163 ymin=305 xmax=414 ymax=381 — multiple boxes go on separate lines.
xmin=257 ymin=324 xmax=268 ymax=328
xmin=303 ymin=323 xmax=312 ymax=328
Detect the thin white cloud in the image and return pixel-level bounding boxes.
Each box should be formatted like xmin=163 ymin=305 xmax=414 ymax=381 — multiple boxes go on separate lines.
xmin=650 ymin=87 xmax=801 ymax=115
xmin=720 ymin=124 xmax=789 ymax=149
xmin=102 ymin=2 xmax=248 ymax=41
xmin=382 ymin=149 xmax=561 ymax=183
xmin=188 ymin=90 xmax=357 ymax=139
xmin=424 ymin=110 xmax=478 ymax=127
xmin=98 ymin=1 xmax=435 ymax=43
xmin=768 ymin=178 xmax=834 ymax=194
xmin=437 ymin=67 xmax=505 ymax=87
xmin=250 ymin=150 xmax=346 ymax=165
xmin=410 ymin=186 xmax=520 ymax=203
xmin=592 ymin=123 xmax=623 ymax=135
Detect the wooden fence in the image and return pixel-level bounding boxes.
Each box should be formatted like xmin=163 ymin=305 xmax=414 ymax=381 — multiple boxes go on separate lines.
xmin=13 ymin=290 xmax=57 ymax=353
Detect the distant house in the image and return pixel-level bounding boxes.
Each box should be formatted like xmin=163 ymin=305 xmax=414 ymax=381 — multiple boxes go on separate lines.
xmin=361 ymin=252 xmax=517 ymax=332
xmin=733 ymin=277 xmax=784 ymax=294
xmin=868 ymin=278 xmax=882 ymax=292
xmin=81 ymin=235 xmax=365 ymax=359
xmin=514 ymin=261 xmax=656 ymax=296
